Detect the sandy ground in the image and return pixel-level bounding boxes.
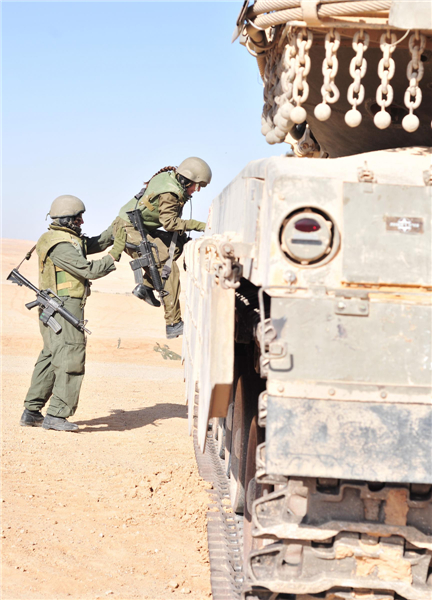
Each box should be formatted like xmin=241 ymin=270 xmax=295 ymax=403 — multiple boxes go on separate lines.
xmin=1 ymin=239 xmax=212 ymax=600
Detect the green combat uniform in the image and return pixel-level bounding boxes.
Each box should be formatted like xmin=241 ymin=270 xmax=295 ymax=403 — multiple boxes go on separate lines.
xmin=24 ymin=225 xmax=116 ymax=418
xmin=113 ymin=171 xmax=206 ymax=325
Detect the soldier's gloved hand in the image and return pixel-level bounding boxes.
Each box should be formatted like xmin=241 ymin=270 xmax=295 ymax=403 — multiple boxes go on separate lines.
xmin=187 ymin=220 xmax=206 ymax=232
xmin=109 ymin=227 xmax=127 ymax=261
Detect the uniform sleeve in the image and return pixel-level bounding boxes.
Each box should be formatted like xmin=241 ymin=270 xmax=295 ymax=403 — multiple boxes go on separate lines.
xmin=158 ymin=193 xmax=206 ymax=234
xmin=49 ymin=242 xmax=116 ymax=281
xmin=85 ymin=225 xmax=114 ymax=255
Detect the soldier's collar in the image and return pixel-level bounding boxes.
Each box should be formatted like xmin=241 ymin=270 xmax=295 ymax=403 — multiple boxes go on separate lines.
xmin=49 ymin=224 xmax=82 ymax=237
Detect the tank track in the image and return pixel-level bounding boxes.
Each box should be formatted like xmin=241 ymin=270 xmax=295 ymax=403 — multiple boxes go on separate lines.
xmin=193 ymin=428 xmax=244 ymax=600
xmin=194 ymin=423 xmax=432 ymax=600
xmin=242 ymin=444 xmax=432 ymax=600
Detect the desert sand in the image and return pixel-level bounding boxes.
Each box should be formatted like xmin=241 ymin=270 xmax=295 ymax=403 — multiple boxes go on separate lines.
xmin=1 ymin=238 xmax=212 ymax=600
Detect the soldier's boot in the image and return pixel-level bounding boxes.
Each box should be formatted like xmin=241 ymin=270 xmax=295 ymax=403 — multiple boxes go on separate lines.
xmin=42 ymin=415 xmax=79 ymax=432
xmin=132 ymin=284 xmax=161 ymax=307
xmin=20 ymin=408 xmax=44 ymax=428
xmin=166 ymin=320 xmax=184 ymax=339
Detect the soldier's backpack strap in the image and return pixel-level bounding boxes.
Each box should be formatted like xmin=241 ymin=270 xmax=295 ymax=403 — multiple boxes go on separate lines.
xmin=161 ymin=231 xmax=179 ymax=283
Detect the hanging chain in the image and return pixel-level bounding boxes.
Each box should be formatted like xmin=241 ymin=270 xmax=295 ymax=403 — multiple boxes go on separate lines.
xmin=345 ymin=30 xmax=369 ymax=127
xmin=314 ymin=29 xmax=340 ymax=122
xmin=291 ymin=28 xmax=313 ymax=124
xmin=402 ymin=31 xmax=426 ymax=132
xmin=261 ymin=47 xmax=280 ymax=139
xmin=270 ymin=30 xmax=298 ymax=142
xmin=373 ymin=30 xmax=397 ymax=129
xmin=280 ymin=29 xmax=297 ymax=104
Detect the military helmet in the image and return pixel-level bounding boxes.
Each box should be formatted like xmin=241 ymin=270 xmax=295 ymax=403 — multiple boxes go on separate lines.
xmin=176 ymin=157 xmax=212 ymax=187
xmin=49 ymin=195 xmax=86 ymax=219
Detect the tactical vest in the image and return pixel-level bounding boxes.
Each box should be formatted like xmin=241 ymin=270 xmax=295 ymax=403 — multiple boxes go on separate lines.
xmin=36 ymin=227 xmax=87 ymax=298
xmin=118 ymin=171 xmax=186 ymax=229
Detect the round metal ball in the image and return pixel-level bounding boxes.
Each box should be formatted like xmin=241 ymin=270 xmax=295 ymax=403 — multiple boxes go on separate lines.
xmin=344 ymin=109 xmax=362 ymax=128
xmin=374 ymin=110 xmax=391 ymax=130
xmin=290 ymin=106 xmax=307 ymax=124
xmin=274 ymin=113 xmax=289 ymax=131
xmin=280 ymin=103 xmax=293 ymax=120
xmin=314 ymin=103 xmax=331 ymax=122
xmin=265 ymin=131 xmax=278 ymax=145
xmin=261 ymin=121 xmax=271 ymax=136
xmin=273 ymin=127 xmax=287 ymax=141
xmin=402 ymin=113 xmax=420 ymax=133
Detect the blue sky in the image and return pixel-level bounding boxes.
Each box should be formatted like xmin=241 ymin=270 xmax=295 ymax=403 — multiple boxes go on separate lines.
xmin=2 ymin=1 xmax=284 ymax=241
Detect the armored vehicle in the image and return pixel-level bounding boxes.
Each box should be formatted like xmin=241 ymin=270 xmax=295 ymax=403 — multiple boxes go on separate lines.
xmin=182 ymin=2 xmax=432 ymax=599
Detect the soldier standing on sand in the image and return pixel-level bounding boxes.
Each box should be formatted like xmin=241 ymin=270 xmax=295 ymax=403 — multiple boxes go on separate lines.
xmin=20 ymin=195 xmax=127 ymax=432
xmin=112 ymin=157 xmax=212 ymax=340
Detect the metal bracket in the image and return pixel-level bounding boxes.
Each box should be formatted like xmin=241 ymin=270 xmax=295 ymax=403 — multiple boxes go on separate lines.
xmin=334 ymin=296 xmax=369 ymax=317
xmin=357 ymin=161 xmax=376 ymax=185
xmin=258 ymin=391 xmax=267 ymax=428
xmin=301 ymin=0 xmax=321 ymax=26
xmin=201 ymin=239 xmax=243 ymax=290
xmin=255 ymin=442 xmax=288 ymax=485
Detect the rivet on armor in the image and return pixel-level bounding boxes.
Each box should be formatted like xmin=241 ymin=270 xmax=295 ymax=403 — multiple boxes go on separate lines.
xmin=328 ymin=388 xmax=335 ymax=396
xmin=277 ymin=384 xmax=285 ymax=393
xmin=283 ymin=270 xmax=297 ymax=283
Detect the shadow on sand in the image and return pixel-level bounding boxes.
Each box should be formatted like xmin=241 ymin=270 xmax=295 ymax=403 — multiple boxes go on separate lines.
xmin=74 ymin=402 xmax=187 ymax=432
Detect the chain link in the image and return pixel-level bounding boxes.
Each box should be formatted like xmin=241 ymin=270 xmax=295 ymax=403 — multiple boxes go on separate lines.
xmin=402 ymin=31 xmax=426 ymax=132
xmin=321 ymin=29 xmax=340 ymax=104
xmin=292 ymin=29 xmax=312 ymax=104
xmin=374 ymin=31 xmax=396 ymax=129
xmin=261 ymin=46 xmax=280 ymax=139
xmin=345 ymin=30 xmax=369 ymax=127
xmin=259 ymin=22 xmax=429 ymax=146
xmin=402 ymin=31 xmax=426 ymax=127
xmin=291 ymin=28 xmax=312 ymax=124
xmin=314 ymin=28 xmax=340 ymax=122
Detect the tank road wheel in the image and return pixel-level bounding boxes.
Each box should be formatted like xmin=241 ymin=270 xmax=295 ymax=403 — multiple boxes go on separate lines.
xmin=212 ymin=417 xmax=226 ymax=459
xmin=229 ymin=373 xmax=249 ymax=513
xmin=229 ymin=355 xmax=265 ymax=514
xmin=243 ymin=415 xmax=267 ymax=568
xmin=224 ymin=401 xmax=234 ymax=476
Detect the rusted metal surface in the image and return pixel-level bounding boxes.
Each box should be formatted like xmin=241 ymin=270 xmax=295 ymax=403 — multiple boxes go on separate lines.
xmin=252 ymin=476 xmax=432 ymax=549
xmin=266 ymin=395 xmax=432 ymax=483
xmin=247 ymin=535 xmax=432 ymax=599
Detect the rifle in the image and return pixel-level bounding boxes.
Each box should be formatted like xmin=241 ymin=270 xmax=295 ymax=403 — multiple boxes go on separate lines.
xmin=126 ymin=209 xmax=168 ymax=306
xmin=7 ymin=269 xmax=91 ymax=335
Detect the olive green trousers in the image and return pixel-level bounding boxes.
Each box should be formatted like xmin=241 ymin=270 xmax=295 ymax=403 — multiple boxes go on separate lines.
xmin=112 ymin=217 xmax=185 ymax=325
xmin=24 ymin=297 xmax=86 ymax=418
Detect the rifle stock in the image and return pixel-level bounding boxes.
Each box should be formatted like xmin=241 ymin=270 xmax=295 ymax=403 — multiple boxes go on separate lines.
xmin=7 ymin=269 xmax=91 ymax=335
